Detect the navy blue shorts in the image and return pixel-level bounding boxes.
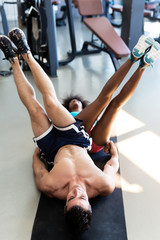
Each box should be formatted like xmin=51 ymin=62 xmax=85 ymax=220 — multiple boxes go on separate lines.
xmin=33 ymin=119 xmax=92 ymax=163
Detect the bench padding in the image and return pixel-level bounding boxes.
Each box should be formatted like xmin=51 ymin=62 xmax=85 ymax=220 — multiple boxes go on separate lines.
xmin=111 ymin=4 xmax=123 ymax=13
xmin=76 ymin=0 xmax=103 ymax=16
xmin=84 ymin=17 xmax=130 ymax=58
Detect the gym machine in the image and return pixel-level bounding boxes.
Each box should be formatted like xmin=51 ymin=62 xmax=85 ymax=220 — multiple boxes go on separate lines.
xmin=0 ymin=3 xmax=10 ymax=76
xmin=0 ymin=3 xmax=9 ymax=35
xmin=0 ymin=0 xmax=21 ymax=33
xmin=104 ymin=0 xmax=122 ymax=28
xmin=24 ymin=0 xmax=77 ymax=77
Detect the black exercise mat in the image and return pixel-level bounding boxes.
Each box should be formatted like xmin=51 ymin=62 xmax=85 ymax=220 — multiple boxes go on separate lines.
xmin=31 ymin=137 xmax=128 ymax=240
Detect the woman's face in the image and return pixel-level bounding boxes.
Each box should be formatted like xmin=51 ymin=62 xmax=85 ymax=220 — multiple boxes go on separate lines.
xmin=68 ymin=99 xmax=83 ymax=112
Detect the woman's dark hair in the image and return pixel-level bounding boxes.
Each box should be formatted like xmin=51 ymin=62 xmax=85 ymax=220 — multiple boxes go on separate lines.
xmin=64 ymin=205 xmax=92 ymax=235
xmin=62 ymin=94 xmax=90 ymax=111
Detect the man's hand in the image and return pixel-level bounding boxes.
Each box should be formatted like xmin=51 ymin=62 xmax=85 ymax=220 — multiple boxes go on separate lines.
xmin=32 ymin=148 xmax=46 ymax=174
xmin=104 ymin=141 xmax=118 ymax=158
xmin=103 ymin=141 xmax=119 ymax=174
xmin=33 ymin=147 xmax=41 ymax=158
xmin=32 ymin=148 xmax=50 ymax=193
xmin=33 ymin=147 xmax=41 ymax=168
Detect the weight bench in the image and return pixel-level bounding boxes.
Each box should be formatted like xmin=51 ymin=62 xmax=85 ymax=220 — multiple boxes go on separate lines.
xmin=110 ymin=2 xmax=157 ymax=22
xmin=74 ymin=0 xmax=130 ymax=71
xmin=51 ymin=0 xmax=67 ymax=27
xmin=111 ymin=4 xmax=123 ymax=13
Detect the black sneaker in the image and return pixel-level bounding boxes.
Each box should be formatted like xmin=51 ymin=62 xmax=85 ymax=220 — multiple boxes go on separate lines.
xmin=8 ymin=28 xmax=30 ymax=55
xmin=0 ymin=35 xmax=17 ymax=63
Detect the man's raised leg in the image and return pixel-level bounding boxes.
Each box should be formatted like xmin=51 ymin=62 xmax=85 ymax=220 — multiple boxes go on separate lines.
xmin=11 ymin=58 xmax=51 ymax=137
xmin=8 ymin=28 xmax=75 ymax=128
xmin=0 ymin=35 xmax=50 ymax=137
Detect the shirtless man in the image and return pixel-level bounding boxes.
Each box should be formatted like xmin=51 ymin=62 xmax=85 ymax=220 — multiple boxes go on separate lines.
xmin=0 ymin=28 xmax=160 ymax=234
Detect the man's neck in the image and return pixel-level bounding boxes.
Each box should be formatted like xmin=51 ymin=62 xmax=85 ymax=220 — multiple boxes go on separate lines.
xmin=68 ymin=180 xmax=87 ymax=192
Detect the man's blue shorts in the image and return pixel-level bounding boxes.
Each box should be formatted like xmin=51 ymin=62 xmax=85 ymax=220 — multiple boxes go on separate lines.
xmin=33 ymin=119 xmax=92 ymax=163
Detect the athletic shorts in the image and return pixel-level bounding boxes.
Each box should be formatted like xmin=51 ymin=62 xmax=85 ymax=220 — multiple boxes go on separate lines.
xmin=33 ymin=119 xmax=92 ymax=163
xmin=70 ymin=112 xmax=103 ymax=153
xmin=88 ymin=128 xmax=104 ymax=153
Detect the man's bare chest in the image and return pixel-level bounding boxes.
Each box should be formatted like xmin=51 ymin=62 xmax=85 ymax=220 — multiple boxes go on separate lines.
xmin=46 ymin=162 xmax=104 ymax=199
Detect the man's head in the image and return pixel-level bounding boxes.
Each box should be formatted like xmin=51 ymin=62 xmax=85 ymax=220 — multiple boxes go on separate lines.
xmin=64 ymin=185 xmax=92 ymax=234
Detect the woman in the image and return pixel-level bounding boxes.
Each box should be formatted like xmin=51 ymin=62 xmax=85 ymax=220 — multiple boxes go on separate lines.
xmin=62 ymin=94 xmax=105 ymax=153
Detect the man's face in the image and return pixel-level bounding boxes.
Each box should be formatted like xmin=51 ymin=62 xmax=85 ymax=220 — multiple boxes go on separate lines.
xmin=66 ymin=185 xmax=90 ymax=211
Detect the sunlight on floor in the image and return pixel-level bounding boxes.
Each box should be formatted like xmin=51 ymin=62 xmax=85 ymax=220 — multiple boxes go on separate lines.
xmin=116 ymin=109 xmax=160 ymax=191
xmin=118 ymin=131 xmax=160 ymax=184
xmin=116 ymin=109 xmax=145 ymax=136
xmin=116 ymin=173 xmax=143 ymax=193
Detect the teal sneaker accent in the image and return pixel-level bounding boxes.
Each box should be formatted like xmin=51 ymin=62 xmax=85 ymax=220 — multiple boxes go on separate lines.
xmin=144 ymin=55 xmax=154 ymax=65
xmin=153 ymin=42 xmax=160 ymax=51
xmin=130 ymin=35 xmax=154 ymax=62
xmin=145 ymin=37 xmax=155 ymax=46
xmin=132 ymin=48 xmax=143 ymax=58
xmin=140 ymin=41 xmax=160 ymax=68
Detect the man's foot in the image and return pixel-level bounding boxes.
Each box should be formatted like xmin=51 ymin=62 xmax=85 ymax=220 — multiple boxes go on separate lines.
xmin=0 ymin=35 xmax=17 ymax=63
xmin=140 ymin=41 xmax=160 ymax=68
xmin=8 ymin=27 xmax=30 ymax=55
xmin=130 ymin=35 xmax=155 ymax=62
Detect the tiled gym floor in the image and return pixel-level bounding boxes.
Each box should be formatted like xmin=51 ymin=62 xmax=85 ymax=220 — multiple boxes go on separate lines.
xmin=0 ymin=16 xmax=160 ymax=240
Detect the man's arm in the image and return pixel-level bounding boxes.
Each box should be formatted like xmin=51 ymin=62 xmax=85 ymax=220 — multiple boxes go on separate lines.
xmin=103 ymin=141 xmax=119 ymax=175
xmin=32 ymin=148 xmax=50 ymax=192
xmin=99 ymin=141 xmax=119 ymax=196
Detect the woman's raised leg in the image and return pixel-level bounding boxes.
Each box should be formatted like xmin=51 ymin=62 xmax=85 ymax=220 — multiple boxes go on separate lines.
xmin=91 ymin=66 xmax=145 ymax=145
xmin=77 ymin=35 xmax=158 ymax=133
xmin=92 ymin=39 xmax=160 ymax=145
xmin=76 ymin=59 xmax=133 ymax=132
